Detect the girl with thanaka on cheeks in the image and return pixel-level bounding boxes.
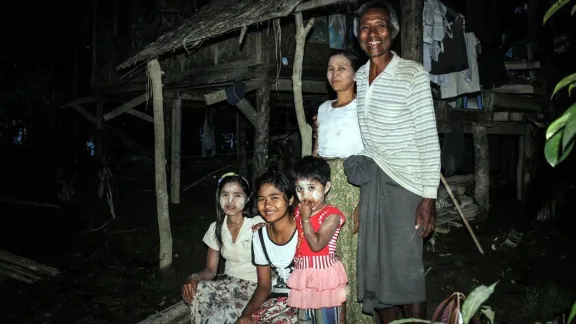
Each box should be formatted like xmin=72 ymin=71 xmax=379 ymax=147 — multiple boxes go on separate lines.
xmin=182 ymin=173 xmax=264 ymax=324
xmin=236 ymin=171 xmax=298 ymax=324
xmin=288 ymin=156 xmax=348 ymax=324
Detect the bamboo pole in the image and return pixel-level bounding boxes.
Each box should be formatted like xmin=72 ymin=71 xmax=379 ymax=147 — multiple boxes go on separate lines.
xmin=440 ymin=174 xmax=485 ymax=255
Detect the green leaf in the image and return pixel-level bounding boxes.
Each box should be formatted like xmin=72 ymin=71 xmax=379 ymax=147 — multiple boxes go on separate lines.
xmin=545 ymin=112 xmax=569 ymax=140
xmin=569 ymin=83 xmax=576 ymax=96
xmin=562 ymin=104 xmax=576 ymax=151
xmin=552 ymin=73 xmax=576 ymax=98
xmin=545 ymin=130 xmax=574 ymax=167
xmin=462 ymin=282 xmax=498 ymax=324
xmin=572 ymin=3 xmax=576 ymax=15
xmin=544 ymin=0 xmax=574 ymax=24
xmin=568 ymin=301 xmax=576 ymax=323
xmin=480 ymin=306 xmax=496 ymax=324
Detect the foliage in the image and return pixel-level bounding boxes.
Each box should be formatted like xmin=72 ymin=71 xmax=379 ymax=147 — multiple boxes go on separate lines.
xmin=390 ymin=282 xmax=497 ymax=324
xmin=543 ymin=0 xmax=576 ymax=167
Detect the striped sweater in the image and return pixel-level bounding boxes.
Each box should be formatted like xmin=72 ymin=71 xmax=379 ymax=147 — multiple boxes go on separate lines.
xmin=356 ymin=53 xmax=441 ymax=199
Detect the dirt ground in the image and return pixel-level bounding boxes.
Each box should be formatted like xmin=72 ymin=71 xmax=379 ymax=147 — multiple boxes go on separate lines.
xmin=1 ymin=167 xmax=575 ymax=324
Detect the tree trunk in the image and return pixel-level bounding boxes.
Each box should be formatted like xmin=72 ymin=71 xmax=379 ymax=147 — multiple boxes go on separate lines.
xmin=400 ymin=0 xmax=424 ymax=63
xmin=170 ymin=97 xmax=182 ymax=204
xmin=147 ymin=59 xmax=173 ymax=273
xmin=292 ymin=13 xmax=314 ymax=157
xmin=252 ymin=83 xmax=271 ymax=181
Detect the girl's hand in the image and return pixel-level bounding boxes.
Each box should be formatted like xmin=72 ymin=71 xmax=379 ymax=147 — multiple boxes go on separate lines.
xmin=299 ymin=200 xmax=313 ymax=220
xmin=235 ymin=316 xmax=253 ymax=324
xmin=181 ymin=278 xmax=199 ymax=304
xmin=251 ymin=222 xmax=268 ymax=232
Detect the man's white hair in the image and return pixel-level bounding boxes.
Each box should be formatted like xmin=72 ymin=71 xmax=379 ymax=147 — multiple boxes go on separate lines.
xmin=353 ymin=0 xmax=400 ymax=39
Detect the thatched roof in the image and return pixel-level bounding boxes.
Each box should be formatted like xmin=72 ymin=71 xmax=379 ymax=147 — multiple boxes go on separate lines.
xmin=117 ymin=0 xmax=303 ymax=71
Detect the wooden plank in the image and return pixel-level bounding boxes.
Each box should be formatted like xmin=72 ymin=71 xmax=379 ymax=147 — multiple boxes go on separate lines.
xmin=437 ymin=121 xmax=526 ymax=135
xmin=273 ymin=79 xmax=329 ymax=94
xmin=126 ymin=109 xmax=154 ymax=123
xmin=204 ymin=79 xmax=266 ymax=105
xmin=490 ymin=84 xmax=535 ymax=95
xmin=103 ymin=94 xmax=148 ymax=121
xmin=235 ymin=99 xmax=260 ymax=127
xmin=504 ymin=61 xmax=541 ymax=70
xmin=493 ymin=93 xmax=542 ymax=112
xmin=170 ymin=98 xmax=182 ymax=204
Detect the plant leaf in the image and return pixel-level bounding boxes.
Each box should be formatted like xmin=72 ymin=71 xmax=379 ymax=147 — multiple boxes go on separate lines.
xmin=569 ymin=82 xmax=576 ymax=96
xmin=552 ymin=73 xmax=576 ymax=98
xmin=480 ymin=306 xmax=496 ymax=324
xmin=568 ymin=301 xmax=576 ymax=323
xmin=543 ymin=0 xmax=573 ymax=24
xmin=462 ymin=282 xmax=498 ymax=324
xmin=545 ymin=112 xmax=569 ymax=140
xmin=545 ymin=130 xmax=574 ymax=167
xmin=562 ymin=104 xmax=576 ymax=151
xmin=572 ymin=3 xmax=576 ymax=15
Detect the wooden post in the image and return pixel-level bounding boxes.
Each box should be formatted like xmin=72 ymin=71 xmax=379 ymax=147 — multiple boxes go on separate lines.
xmin=516 ymin=135 xmax=525 ymax=201
xmin=91 ymin=0 xmax=98 ymax=87
xmin=96 ymin=101 xmax=106 ymax=165
xmin=292 ymin=13 xmax=314 ymax=156
xmin=236 ymin=112 xmax=248 ymax=176
xmin=252 ymin=83 xmax=271 ymax=181
xmin=472 ymin=125 xmax=490 ymax=220
xmin=400 ymin=0 xmax=424 ymax=63
xmin=170 ymin=97 xmax=182 ymax=204
xmin=147 ymin=59 xmax=173 ymax=273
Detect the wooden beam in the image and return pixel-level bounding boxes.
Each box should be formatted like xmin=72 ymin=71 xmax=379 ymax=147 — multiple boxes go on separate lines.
xmin=505 ymin=61 xmax=541 ymax=70
xmin=437 ymin=121 xmax=526 ymax=135
xmin=59 ymin=96 xmax=99 ymax=108
xmin=473 ymin=125 xmax=490 ymax=219
xmin=204 ymin=79 xmax=266 ymax=105
xmin=490 ymin=84 xmax=535 ymax=95
xmin=273 ymin=79 xmax=329 ymax=94
xmin=70 ymin=104 xmax=99 ymax=125
xmin=126 ymin=109 xmax=154 ymax=123
xmin=103 ymin=94 xmax=148 ymax=121
xmin=493 ymin=93 xmax=542 ymax=112
xmin=294 ymin=0 xmax=351 ymax=12
xmin=235 ymin=99 xmax=260 ymax=127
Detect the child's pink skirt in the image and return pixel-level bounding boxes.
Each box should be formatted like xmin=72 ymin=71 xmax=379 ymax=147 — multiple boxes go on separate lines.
xmin=286 ymin=260 xmax=348 ymax=309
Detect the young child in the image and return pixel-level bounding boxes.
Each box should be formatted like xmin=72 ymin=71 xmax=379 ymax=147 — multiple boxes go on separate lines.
xmin=287 ymin=156 xmax=348 ymax=323
xmin=236 ymin=171 xmax=298 ymax=324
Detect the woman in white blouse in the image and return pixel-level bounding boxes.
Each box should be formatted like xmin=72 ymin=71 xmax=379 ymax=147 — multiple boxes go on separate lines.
xmin=181 ymin=172 xmax=265 ymax=324
xmin=313 ymin=49 xmax=371 ymax=323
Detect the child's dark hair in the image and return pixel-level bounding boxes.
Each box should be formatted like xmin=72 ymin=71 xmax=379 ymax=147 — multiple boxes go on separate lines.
xmin=291 ymin=156 xmax=331 ymax=186
xmin=255 ymin=171 xmax=296 ymax=213
xmin=328 ymin=49 xmax=361 ymax=72
xmin=214 ymin=173 xmax=251 ymax=248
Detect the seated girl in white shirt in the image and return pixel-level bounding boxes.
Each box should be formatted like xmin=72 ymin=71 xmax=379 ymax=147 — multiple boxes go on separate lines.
xmin=182 ymin=172 xmax=264 ymax=324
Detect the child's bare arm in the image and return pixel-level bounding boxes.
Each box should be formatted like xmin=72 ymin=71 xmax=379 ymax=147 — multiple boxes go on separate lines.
xmin=302 ymin=214 xmax=341 ymax=252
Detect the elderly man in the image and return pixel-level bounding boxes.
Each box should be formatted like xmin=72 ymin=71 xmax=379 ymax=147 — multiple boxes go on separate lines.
xmin=343 ymin=1 xmax=441 ymax=323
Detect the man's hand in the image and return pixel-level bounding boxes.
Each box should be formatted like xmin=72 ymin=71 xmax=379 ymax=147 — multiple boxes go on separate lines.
xmin=352 ymin=205 xmax=359 ymax=234
xmin=181 ymin=278 xmax=199 ymax=305
xmin=299 ymin=200 xmax=313 ymax=221
xmin=415 ymin=198 xmax=436 ymax=238
xmin=235 ymin=316 xmax=253 ymax=324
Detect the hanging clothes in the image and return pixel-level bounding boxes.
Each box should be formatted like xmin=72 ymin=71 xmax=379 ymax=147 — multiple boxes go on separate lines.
xmin=202 ymin=107 xmax=216 ymax=158
xmin=434 ymin=32 xmax=481 ymax=99
xmin=423 ymin=0 xmax=448 ymax=61
xmin=430 ymin=15 xmax=469 ymax=75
